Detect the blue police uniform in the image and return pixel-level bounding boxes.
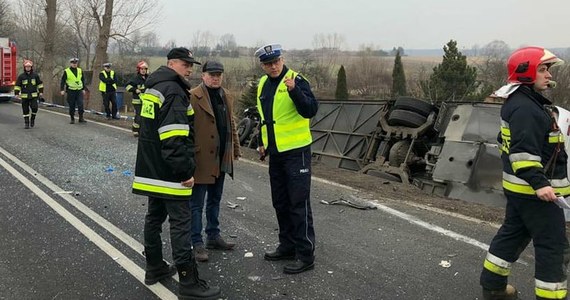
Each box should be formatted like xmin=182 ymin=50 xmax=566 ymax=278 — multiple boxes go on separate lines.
xmin=255 ymin=44 xmax=318 ymax=272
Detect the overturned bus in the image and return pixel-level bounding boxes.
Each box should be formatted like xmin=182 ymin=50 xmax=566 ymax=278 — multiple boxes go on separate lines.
xmin=310 ymin=97 xmax=570 ymax=209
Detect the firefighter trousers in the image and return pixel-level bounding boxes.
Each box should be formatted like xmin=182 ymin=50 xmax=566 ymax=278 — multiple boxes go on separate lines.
xmin=143 ymin=197 xmax=193 ymax=266
xmin=480 ymin=193 xmax=570 ymax=299
xmin=21 ymin=98 xmax=38 ymax=117
xmin=268 ymin=147 xmax=315 ymax=263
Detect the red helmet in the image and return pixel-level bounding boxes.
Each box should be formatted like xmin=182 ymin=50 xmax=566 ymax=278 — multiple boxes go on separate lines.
xmin=23 ymin=59 xmax=33 ymax=67
xmin=137 ymin=60 xmax=148 ymax=71
xmin=507 ymin=46 xmax=563 ymax=84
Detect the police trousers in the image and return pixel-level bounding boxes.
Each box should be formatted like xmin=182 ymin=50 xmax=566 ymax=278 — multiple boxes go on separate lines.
xmin=66 ymin=90 xmax=84 ymax=116
xmin=480 ymin=193 xmax=570 ymax=299
xmin=268 ymin=147 xmax=315 ymax=263
xmin=143 ymin=197 xmax=193 ymax=266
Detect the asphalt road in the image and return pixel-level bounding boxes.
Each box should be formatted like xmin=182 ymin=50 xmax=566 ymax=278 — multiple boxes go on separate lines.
xmin=0 ymin=102 xmax=539 ymax=300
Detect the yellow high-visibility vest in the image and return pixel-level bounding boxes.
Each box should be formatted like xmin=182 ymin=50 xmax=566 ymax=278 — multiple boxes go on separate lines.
xmin=256 ymin=69 xmax=312 ymax=152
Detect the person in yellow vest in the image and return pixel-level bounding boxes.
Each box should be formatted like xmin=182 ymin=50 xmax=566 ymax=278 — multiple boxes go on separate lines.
xmin=60 ymin=57 xmax=86 ymax=124
xmin=254 ymin=43 xmax=318 ymax=274
xmin=99 ymin=62 xmax=119 ymax=120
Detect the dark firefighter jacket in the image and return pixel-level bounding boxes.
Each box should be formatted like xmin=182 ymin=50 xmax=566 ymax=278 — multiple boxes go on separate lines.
xmin=132 ymin=66 xmax=196 ymax=200
xmin=14 ymin=71 xmax=43 ymax=99
xmin=499 ymin=85 xmax=570 ymax=198
xmin=126 ymin=73 xmax=148 ymax=105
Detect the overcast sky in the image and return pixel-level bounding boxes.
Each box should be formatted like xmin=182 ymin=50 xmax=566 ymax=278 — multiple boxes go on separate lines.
xmin=155 ymin=0 xmax=569 ymax=51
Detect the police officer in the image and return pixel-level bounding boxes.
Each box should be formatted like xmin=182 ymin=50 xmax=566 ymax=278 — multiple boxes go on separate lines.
xmin=14 ymin=59 xmax=43 ymax=129
xmin=480 ymin=46 xmax=570 ymax=300
xmin=126 ymin=61 xmax=149 ymax=136
xmin=99 ymin=62 xmax=119 ymax=120
xmin=132 ymin=47 xmax=220 ymax=299
xmin=60 ymin=57 xmax=86 ymax=124
xmin=255 ymin=43 xmax=318 ymax=274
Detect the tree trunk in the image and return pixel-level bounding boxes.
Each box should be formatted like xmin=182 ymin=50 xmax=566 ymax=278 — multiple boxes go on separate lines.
xmin=89 ymin=0 xmax=113 ymax=111
xmin=43 ymin=0 xmax=57 ymax=103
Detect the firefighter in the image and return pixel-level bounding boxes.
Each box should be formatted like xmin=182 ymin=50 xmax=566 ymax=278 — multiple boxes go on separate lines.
xmin=60 ymin=58 xmax=86 ymax=124
xmin=14 ymin=59 xmax=43 ymax=129
xmin=125 ymin=61 xmax=149 ymax=136
xmin=480 ymin=46 xmax=570 ymax=300
xmin=99 ymin=62 xmax=119 ymax=120
xmin=132 ymin=47 xmax=220 ymax=299
xmin=254 ymin=43 xmax=319 ymax=274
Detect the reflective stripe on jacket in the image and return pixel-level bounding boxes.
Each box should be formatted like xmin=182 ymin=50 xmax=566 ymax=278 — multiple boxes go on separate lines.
xmin=132 ymin=66 xmax=196 ymax=200
xmin=14 ymin=72 xmax=43 ymax=99
xmin=499 ymin=85 xmax=569 ymax=197
xmin=126 ymin=73 xmax=148 ymax=104
xmin=256 ymin=69 xmax=312 ymax=153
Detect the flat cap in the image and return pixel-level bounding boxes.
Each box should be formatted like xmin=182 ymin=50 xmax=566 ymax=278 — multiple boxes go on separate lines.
xmin=202 ymin=61 xmax=224 ymax=73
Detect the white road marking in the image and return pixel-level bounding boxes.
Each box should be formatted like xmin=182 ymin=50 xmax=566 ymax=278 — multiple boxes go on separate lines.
xmin=240 ymin=157 xmax=507 ymax=256
xmin=0 ymin=153 xmax=177 ymax=299
xmin=38 ymin=104 xmax=131 ymax=132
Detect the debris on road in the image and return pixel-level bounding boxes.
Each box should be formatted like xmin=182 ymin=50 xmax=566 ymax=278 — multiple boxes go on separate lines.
xmin=105 ymin=166 xmax=114 ymax=173
xmin=227 ymin=201 xmax=239 ymax=209
xmin=244 ymin=252 xmax=253 ymax=258
xmin=439 ymin=260 xmax=451 ymax=268
xmin=248 ymin=276 xmax=261 ymax=282
xmin=236 ymin=196 xmax=247 ymax=200
xmin=319 ymin=196 xmax=377 ymax=210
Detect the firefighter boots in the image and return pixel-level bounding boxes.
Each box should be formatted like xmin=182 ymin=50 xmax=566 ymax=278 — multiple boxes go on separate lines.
xmin=177 ymin=262 xmax=221 ymax=300
xmin=78 ymin=114 xmax=86 ymax=123
xmin=24 ymin=116 xmax=30 ymax=129
xmin=144 ymin=260 xmax=176 ymax=285
xmin=482 ymin=284 xmax=518 ymax=300
xmin=30 ymin=115 xmax=35 ymax=127
xmin=70 ymin=115 xmax=75 ymax=124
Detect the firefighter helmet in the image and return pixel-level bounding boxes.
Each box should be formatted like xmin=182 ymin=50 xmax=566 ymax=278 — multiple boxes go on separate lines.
xmin=507 ymin=46 xmax=564 ymax=84
xmin=23 ymin=59 xmax=33 ymax=67
xmin=137 ymin=60 xmax=148 ymax=71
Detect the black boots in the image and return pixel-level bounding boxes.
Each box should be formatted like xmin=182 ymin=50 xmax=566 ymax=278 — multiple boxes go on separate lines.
xmin=144 ymin=260 xmax=176 ymax=285
xmin=30 ymin=114 xmax=35 ymax=127
xmin=482 ymin=284 xmax=518 ymax=300
xmin=78 ymin=114 xmax=86 ymax=123
xmin=24 ymin=116 xmax=30 ymax=129
xmin=177 ymin=261 xmax=221 ymax=300
xmin=70 ymin=115 xmax=75 ymax=124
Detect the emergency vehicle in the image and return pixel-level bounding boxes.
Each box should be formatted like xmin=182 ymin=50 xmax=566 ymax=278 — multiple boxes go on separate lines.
xmin=0 ymin=37 xmax=17 ymax=101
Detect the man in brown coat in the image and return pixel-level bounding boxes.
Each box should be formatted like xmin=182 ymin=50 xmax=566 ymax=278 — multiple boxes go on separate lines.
xmin=189 ymin=60 xmax=241 ymax=262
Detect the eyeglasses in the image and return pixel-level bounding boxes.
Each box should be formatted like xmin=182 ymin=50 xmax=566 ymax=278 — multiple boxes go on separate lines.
xmin=262 ymin=58 xmax=282 ymax=67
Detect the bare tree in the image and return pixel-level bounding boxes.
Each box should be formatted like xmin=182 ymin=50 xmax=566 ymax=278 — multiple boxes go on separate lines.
xmin=43 ymin=0 xmax=57 ymax=102
xmin=310 ymin=33 xmax=345 ymax=90
xmin=474 ymin=40 xmax=511 ymax=99
xmin=0 ymin=0 xmax=13 ymax=36
xmin=192 ymin=30 xmax=216 ymax=56
xmin=75 ymin=0 xmax=160 ymax=110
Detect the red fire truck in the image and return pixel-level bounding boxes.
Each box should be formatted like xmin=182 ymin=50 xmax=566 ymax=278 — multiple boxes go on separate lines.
xmin=0 ymin=37 xmax=16 ymax=101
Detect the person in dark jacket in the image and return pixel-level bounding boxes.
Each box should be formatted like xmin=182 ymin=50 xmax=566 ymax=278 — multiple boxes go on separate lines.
xmin=480 ymin=46 xmax=570 ymax=300
xmin=126 ymin=60 xmax=149 ymax=136
xmin=60 ymin=57 xmax=86 ymax=124
xmin=98 ymin=62 xmax=119 ymax=120
xmin=189 ymin=61 xmax=241 ymax=262
xmin=14 ymin=59 xmax=43 ymax=129
xmin=254 ymin=43 xmax=319 ymax=274
xmin=132 ymin=47 xmax=220 ymax=300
